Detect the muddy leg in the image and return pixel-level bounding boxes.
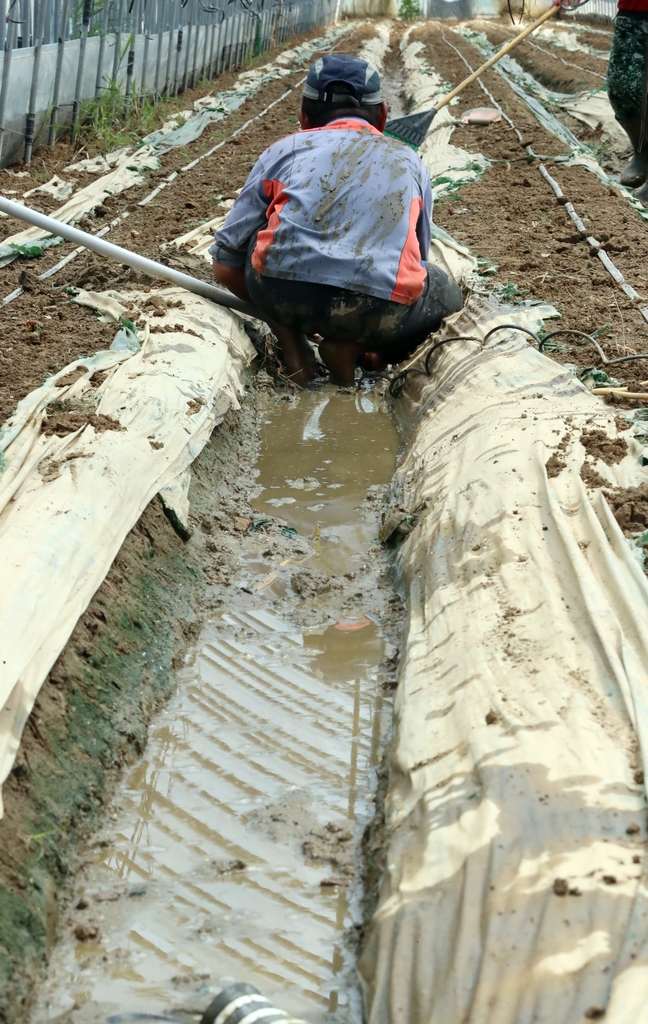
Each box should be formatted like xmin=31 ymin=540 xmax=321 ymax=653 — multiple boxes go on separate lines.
xmin=318 ymin=339 xmax=364 ymax=387
xmin=270 ymin=321 xmax=318 ymax=385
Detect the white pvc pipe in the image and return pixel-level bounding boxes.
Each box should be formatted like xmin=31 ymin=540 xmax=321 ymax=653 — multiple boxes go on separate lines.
xmin=0 ymin=196 xmax=263 ymax=320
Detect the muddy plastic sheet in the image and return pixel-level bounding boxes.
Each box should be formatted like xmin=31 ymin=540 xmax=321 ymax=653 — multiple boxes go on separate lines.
xmin=455 ymin=27 xmax=648 ymax=225
xmin=399 ymin=30 xmax=478 ymax=286
xmin=0 ymin=290 xmax=254 ymax=815
xmin=457 ymin=28 xmax=621 ymax=151
xmin=534 ymin=24 xmax=610 ymax=58
xmin=401 ymin=32 xmax=490 ymax=206
xmin=558 ymin=91 xmax=627 ymax=150
xmin=360 ymin=299 xmax=648 ymax=1024
xmin=357 ymin=19 xmax=391 ymax=67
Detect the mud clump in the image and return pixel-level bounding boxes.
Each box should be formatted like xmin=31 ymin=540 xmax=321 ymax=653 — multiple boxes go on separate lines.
xmin=580 ymin=462 xmax=607 ymax=489
xmin=303 ymin=822 xmax=354 ymax=883
xmin=73 ymin=922 xmax=100 ymax=942
xmin=545 ymin=454 xmax=566 ymax=478
xmin=604 ymin=483 xmax=648 ymax=534
xmin=290 ymin=567 xmax=335 ymax=598
xmin=42 ymin=411 xmax=125 ymax=436
xmin=580 ymin=429 xmax=628 ymax=465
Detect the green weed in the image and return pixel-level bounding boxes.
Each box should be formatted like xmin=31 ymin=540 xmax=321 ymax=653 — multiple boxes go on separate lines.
xmin=398 ymin=0 xmax=420 ymax=18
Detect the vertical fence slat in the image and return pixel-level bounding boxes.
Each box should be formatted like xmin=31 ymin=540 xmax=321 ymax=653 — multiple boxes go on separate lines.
xmin=142 ymin=0 xmax=152 ymax=96
xmin=192 ymin=1 xmax=201 ymax=86
xmin=24 ymin=0 xmax=46 ymax=163
xmin=0 ymin=0 xmax=346 ymax=166
xmin=112 ymin=0 xmax=126 ymax=83
xmin=72 ymin=0 xmax=94 ymax=140
xmin=0 ymin=10 xmax=16 ymax=162
xmin=154 ymin=0 xmax=167 ymax=97
xmin=164 ymin=0 xmax=178 ymax=96
xmin=125 ymin=0 xmax=139 ymax=100
xmin=207 ymin=16 xmax=217 ymax=80
xmin=47 ymin=0 xmax=69 ymax=146
xmin=172 ymin=0 xmax=184 ymax=96
xmin=181 ymin=0 xmax=192 ymax=92
xmin=95 ymin=0 xmax=111 ymax=96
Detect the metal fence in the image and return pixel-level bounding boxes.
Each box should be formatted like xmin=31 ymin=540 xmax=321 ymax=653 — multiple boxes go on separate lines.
xmin=0 ymin=0 xmax=334 ymax=166
xmin=414 ymin=0 xmax=615 ymax=22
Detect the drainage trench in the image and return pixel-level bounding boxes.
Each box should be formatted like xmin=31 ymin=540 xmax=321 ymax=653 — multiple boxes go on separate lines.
xmin=34 ymin=381 xmax=402 ymax=1024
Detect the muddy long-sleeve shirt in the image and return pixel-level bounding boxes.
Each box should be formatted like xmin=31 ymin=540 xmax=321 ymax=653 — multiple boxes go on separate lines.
xmin=209 ymin=117 xmax=433 ymax=306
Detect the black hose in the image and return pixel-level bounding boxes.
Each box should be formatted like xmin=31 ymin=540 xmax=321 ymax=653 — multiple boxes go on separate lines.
xmin=387 ymin=324 xmax=543 ymax=398
xmin=540 ymin=328 xmax=648 ymax=366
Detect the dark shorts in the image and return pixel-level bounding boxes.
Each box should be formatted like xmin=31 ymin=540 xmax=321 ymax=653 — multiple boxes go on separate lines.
xmin=607 ymin=15 xmax=648 ymax=122
xmin=244 ymin=258 xmax=463 ymax=362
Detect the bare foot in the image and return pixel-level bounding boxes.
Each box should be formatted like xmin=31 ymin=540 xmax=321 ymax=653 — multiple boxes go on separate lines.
xmin=271 ymin=323 xmax=318 ymax=384
xmin=360 ymin=352 xmax=388 ymax=372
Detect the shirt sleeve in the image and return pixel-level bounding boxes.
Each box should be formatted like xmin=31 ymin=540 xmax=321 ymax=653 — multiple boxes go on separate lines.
xmin=416 ymin=167 xmax=433 ymax=261
xmin=209 ymin=152 xmax=271 ymax=268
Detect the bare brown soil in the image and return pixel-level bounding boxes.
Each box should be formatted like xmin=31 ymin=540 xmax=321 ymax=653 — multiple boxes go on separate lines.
xmin=605 ymin=482 xmax=648 ymax=532
xmin=410 ymin=26 xmax=648 ymax=392
xmin=473 ymin=19 xmax=609 ymax=94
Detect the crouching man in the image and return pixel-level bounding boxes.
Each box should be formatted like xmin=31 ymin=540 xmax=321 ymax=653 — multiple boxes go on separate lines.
xmin=210 ymin=53 xmax=462 ymax=386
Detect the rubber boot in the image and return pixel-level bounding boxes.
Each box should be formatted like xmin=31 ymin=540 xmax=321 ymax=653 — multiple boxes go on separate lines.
xmin=618 ymin=118 xmax=648 ymax=188
xmin=635 ymin=179 xmax=648 ymax=207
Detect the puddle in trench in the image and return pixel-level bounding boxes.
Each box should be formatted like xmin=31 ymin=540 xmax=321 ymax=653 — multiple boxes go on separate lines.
xmin=34 ymin=385 xmax=401 ymax=1024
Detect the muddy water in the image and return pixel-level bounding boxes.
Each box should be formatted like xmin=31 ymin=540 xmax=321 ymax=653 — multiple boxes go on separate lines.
xmin=35 ymin=384 xmax=400 ymax=1024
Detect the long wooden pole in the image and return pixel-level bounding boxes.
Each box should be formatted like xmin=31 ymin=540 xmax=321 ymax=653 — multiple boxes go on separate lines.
xmin=435 ymin=2 xmax=561 ymax=113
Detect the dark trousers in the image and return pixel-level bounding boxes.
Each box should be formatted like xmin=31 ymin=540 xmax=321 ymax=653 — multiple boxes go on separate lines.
xmin=245 ymin=259 xmax=463 ymax=362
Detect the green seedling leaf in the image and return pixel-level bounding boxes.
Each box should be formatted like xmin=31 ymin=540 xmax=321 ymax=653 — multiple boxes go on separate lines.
xmin=119 ymin=315 xmax=139 ymax=337
xmin=496 ymin=283 xmax=522 ymax=300
xmin=10 ymin=243 xmax=44 ymax=258
xmin=579 ymin=366 xmax=625 ymax=388
xmin=591 ymin=324 xmax=611 ymax=339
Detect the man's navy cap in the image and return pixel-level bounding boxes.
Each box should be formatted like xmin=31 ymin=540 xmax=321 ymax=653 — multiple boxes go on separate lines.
xmin=303 ymin=53 xmax=382 ymax=106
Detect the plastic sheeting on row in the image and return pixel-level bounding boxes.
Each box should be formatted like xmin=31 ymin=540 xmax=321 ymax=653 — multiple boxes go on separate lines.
xmin=360 ymin=297 xmax=648 ymax=1024
xmin=399 ymin=29 xmax=479 ymax=286
xmin=0 ymin=20 xmax=354 ymax=267
xmin=535 ymin=24 xmax=610 ymax=58
xmin=0 ymin=146 xmax=161 ymax=266
xmin=0 ymin=290 xmax=254 ymax=815
xmin=356 ymin=18 xmax=392 ymax=68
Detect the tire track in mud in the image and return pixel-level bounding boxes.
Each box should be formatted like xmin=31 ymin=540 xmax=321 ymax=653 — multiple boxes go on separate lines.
xmin=30 ymin=384 xmax=402 ymax=1024
xmin=409 ymin=22 xmax=648 ymax=392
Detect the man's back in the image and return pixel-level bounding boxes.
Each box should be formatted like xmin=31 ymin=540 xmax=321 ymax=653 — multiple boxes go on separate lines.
xmin=214 ymin=117 xmax=433 ymax=305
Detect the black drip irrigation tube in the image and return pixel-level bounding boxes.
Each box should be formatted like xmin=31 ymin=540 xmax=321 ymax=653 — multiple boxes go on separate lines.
xmin=380 ymin=325 xmax=648 ymax=399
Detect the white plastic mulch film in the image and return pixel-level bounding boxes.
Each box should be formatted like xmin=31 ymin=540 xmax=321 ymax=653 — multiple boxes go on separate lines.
xmin=360 ymin=301 xmax=648 ymax=1024
xmin=401 ymin=28 xmax=490 ymax=204
xmin=360 ymin=21 xmax=648 ymax=1024
xmin=0 ymin=291 xmax=254 ymax=815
